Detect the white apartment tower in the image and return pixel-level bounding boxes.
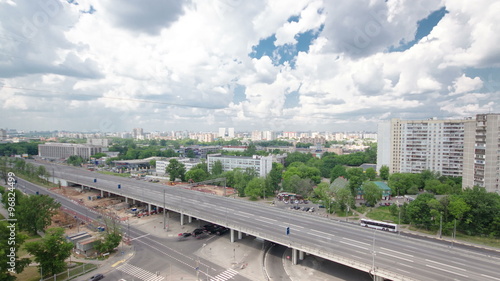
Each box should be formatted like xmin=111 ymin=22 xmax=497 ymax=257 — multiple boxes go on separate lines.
xmin=377 ymin=118 xmax=474 ymax=177
xmin=218 ymin=128 xmax=226 ymax=138
xmin=462 ymin=114 xmax=500 ymax=194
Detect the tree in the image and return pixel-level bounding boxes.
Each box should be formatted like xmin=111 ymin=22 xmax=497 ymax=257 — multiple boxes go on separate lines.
xmin=149 ymin=159 xmax=156 ymax=168
xmin=406 ymin=193 xmax=435 ymax=229
xmin=159 ymin=139 xmax=167 ymax=146
xmin=245 ymin=177 xmax=266 ymax=200
xmin=17 ymin=194 xmax=61 ymax=235
xmin=185 ymin=168 xmax=209 ymax=182
xmin=165 ymin=159 xmax=186 ymax=182
xmin=379 ymin=165 xmax=389 ymax=180
xmin=94 ymin=218 xmax=122 ymax=254
xmin=0 ymin=157 xmax=9 ymax=184
xmin=90 ymin=152 xmax=107 ymax=159
xmin=336 ymin=187 xmax=353 ymax=212
xmin=266 ymin=163 xmax=283 ymax=194
xmin=67 ymin=155 xmax=84 ymax=166
xmin=0 ymin=221 xmax=30 ymax=280
xmin=24 ymin=228 xmax=73 ymax=277
xmin=211 ymin=160 xmax=223 ymax=176
xmin=362 ymin=181 xmax=382 ymax=207
xmin=330 ymin=165 xmax=347 ymax=182
xmin=365 ymin=167 xmax=377 ymax=181
xmin=346 ymin=167 xmax=365 ymax=196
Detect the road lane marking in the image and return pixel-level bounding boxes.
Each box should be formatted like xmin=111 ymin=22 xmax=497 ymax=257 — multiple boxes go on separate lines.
xmin=117 ymin=263 xmax=164 ymax=281
xmin=338 ymin=241 xmax=368 ymax=250
xmin=255 ymin=218 xmax=275 ymax=224
xmin=425 ymin=259 xmax=466 ymax=271
xmin=112 ymin=259 xmax=126 ymax=267
xmin=378 ymin=251 xmax=413 ymax=263
xmin=425 ymin=264 xmax=469 ymax=278
xmin=380 ymin=247 xmax=414 ymax=257
xmin=307 ymin=232 xmax=332 ymax=240
xmin=310 ymin=229 xmax=334 ymax=237
xmin=131 ymin=233 xmax=150 ymax=241
xmin=342 ymin=238 xmax=370 ymax=246
xmin=481 ymin=274 xmax=500 ymax=280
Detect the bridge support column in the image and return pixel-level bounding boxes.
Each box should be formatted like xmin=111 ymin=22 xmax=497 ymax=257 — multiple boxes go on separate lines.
xmin=101 ymin=190 xmax=104 ymax=197
xmin=292 ymin=248 xmax=298 ymax=265
xmin=148 ymin=204 xmax=151 ymax=213
xmin=299 ymin=250 xmax=304 ymax=261
xmin=374 ymin=276 xmax=384 ymax=281
xmin=125 ymin=197 xmax=128 ymax=203
xmin=180 ymin=212 xmax=184 ymax=226
xmin=188 ymin=216 xmax=192 ymax=223
xmin=238 ymin=231 xmax=242 ymax=240
xmin=230 ymin=229 xmax=235 ymax=243
xmin=132 ymin=199 xmax=136 ymax=204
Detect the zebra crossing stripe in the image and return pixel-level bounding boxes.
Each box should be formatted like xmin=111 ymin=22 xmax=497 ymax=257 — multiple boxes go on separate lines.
xmin=210 ymin=268 xmax=238 ymax=281
xmin=117 ymin=263 xmax=165 ymax=281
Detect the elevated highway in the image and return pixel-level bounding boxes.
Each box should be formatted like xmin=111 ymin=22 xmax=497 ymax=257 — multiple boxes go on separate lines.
xmin=33 ymin=162 xmax=500 ymax=281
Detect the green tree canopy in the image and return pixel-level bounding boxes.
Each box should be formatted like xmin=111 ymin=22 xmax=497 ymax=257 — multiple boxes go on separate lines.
xmin=211 ymin=160 xmax=223 ymax=176
xmin=0 ymin=221 xmax=30 ymax=280
xmin=24 ymin=228 xmax=73 ymax=277
xmin=185 ymin=168 xmax=209 ymax=182
xmin=330 ymin=165 xmax=347 ymax=182
xmin=18 ymin=194 xmax=61 ymax=235
xmin=166 ymin=159 xmax=186 ymax=182
xmin=245 ymin=177 xmax=266 ymax=200
xmin=362 ymin=181 xmax=382 ymax=206
xmin=379 ymin=165 xmax=389 ymax=180
xmin=365 ymin=167 xmax=377 ymax=181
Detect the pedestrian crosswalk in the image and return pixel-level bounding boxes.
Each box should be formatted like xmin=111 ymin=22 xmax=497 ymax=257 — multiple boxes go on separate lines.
xmin=117 ymin=263 xmax=165 ymax=281
xmin=210 ymin=268 xmax=239 ymax=281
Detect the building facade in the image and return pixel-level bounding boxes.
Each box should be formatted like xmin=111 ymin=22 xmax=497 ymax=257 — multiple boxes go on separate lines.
xmin=38 ymin=143 xmax=103 ymax=159
xmin=377 ymin=118 xmax=474 ymax=177
xmin=207 ymin=154 xmax=273 ymax=177
xmin=462 ymin=114 xmax=500 ymax=193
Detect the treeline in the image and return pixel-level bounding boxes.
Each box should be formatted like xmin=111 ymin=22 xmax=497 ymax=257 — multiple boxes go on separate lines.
xmin=0 ymin=142 xmax=40 ymax=156
xmin=387 ymin=169 xmax=463 ymax=195
xmin=389 ymin=187 xmax=500 ymax=237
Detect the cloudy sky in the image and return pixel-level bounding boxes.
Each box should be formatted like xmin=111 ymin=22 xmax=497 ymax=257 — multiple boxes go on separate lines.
xmin=1 ymin=0 xmax=499 ymax=133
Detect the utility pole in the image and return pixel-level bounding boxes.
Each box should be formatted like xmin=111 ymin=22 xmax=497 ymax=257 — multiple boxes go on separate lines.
xmin=372 ymin=229 xmax=376 ymax=280
xmin=163 ymin=189 xmax=166 ymax=230
xmin=439 ymin=213 xmax=443 ymax=239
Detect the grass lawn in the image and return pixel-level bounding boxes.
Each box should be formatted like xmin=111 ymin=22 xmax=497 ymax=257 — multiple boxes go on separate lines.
xmin=13 ymin=265 xmax=40 ymax=281
xmin=97 ymin=171 xmax=131 ymax=177
xmin=365 ymin=206 xmax=397 ymax=222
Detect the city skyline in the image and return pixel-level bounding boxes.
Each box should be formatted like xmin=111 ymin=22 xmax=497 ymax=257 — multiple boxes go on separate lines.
xmin=1 ymin=1 xmax=499 ymax=133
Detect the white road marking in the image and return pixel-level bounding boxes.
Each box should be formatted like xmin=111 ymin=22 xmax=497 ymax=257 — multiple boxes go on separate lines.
xmin=380 ymin=247 xmax=414 ymax=257
xmin=481 ymin=274 xmax=500 ymax=281
xmin=343 ymin=238 xmax=370 ymax=246
xmin=210 ymin=268 xmax=238 ymax=281
xmin=117 ymin=263 xmax=164 ymax=281
xmin=307 ymin=232 xmax=332 ymax=240
xmin=425 ymin=264 xmax=469 ymax=278
xmin=254 ymin=218 xmax=274 ymax=224
xmin=425 ymin=259 xmax=466 ymax=271
xmin=130 ymin=233 xmax=150 ymax=241
xmin=310 ymin=229 xmax=334 ymax=236
xmin=378 ymin=251 xmax=413 ymax=263
xmin=338 ymin=241 xmax=368 ymax=250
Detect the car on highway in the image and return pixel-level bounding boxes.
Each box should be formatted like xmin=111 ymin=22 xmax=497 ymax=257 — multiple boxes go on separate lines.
xmin=89 ymin=274 xmax=104 ymax=281
xmin=192 ymin=228 xmax=205 ymax=237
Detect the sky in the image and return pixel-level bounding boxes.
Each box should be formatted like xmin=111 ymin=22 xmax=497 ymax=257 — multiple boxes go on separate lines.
xmin=1 ymin=0 xmax=500 ymax=133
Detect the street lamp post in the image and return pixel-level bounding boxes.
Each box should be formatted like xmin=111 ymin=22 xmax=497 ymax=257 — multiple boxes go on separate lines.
xmin=371 ymin=229 xmax=376 ymax=280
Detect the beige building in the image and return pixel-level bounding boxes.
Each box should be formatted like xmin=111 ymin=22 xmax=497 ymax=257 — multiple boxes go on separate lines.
xmin=38 ymin=143 xmax=103 ymax=159
xmin=462 ymin=114 xmax=500 ymax=194
xmin=207 ymin=154 xmax=273 ymax=177
xmin=377 ymin=117 xmax=474 ymax=177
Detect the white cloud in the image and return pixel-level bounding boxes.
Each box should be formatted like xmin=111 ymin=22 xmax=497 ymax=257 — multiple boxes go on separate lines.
xmin=0 ymin=0 xmax=499 ymax=132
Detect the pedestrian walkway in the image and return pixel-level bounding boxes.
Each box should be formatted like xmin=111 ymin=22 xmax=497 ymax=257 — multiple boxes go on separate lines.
xmin=116 ymin=263 xmax=165 ymax=281
xmin=210 ymin=268 xmax=238 ymax=281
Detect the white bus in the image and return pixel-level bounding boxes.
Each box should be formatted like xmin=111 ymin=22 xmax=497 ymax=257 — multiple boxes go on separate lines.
xmin=360 ymin=219 xmax=398 ymax=232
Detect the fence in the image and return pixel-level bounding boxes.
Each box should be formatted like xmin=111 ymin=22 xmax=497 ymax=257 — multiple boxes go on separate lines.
xmin=40 ymin=262 xmax=99 ymax=281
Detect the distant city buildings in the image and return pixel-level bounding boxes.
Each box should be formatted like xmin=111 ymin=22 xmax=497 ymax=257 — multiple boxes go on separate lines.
xmin=38 ymin=143 xmax=104 ymax=159
xmin=207 ymin=154 xmax=273 ymax=177
xmin=0 ymin=129 xmax=6 ymax=140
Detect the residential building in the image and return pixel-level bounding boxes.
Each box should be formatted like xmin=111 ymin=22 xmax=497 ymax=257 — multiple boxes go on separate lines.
xmin=377 ymin=117 xmax=474 ymax=177
xmin=218 ymin=128 xmax=226 ymax=138
xmin=132 ymin=128 xmax=144 ymax=140
xmin=207 ymin=154 xmax=273 ymax=177
xmin=462 ymin=114 xmax=500 ymax=194
xmin=87 ymin=138 xmax=109 ymax=147
xmin=0 ymin=129 xmax=6 ymax=140
xmin=38 ymin=143 xmax=103 ymax=159
xmin=227 ymin=128 xmax=235 ymax=138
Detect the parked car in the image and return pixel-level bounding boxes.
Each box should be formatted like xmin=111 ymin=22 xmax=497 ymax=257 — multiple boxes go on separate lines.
xmin=89 ymin=274 xmax=104 ymax=281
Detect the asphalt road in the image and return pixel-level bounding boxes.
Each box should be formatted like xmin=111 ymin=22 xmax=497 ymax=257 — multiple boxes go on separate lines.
xmin=31 ymin=161 xmax=500 ymax=281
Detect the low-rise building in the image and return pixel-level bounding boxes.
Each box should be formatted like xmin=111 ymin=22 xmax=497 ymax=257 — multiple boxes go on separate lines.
xmin=38 ymin=143 xmax=103 ymax=159
xmin=207 ymin=154 xmax=273 ymax=177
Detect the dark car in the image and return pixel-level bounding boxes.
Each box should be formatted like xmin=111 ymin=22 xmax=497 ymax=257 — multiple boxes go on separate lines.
xmin=216 ymin=227 xmax=229 ymax=236
xmin=89 ymin=274 xmax=104 ymax=281
xmin=192 ymin=228 xmax=205 ymax=236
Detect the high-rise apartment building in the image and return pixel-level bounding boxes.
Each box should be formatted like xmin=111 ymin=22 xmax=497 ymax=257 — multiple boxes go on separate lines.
xmin=377 ymin=118 xmax=474 ymax=177
xmin=132 ymin=128 xmax=144 ymax=140
xmin=227 ymin=128 xmax=235 ymax=138
xmin=462 ymin=114 xmax=500 ymax=194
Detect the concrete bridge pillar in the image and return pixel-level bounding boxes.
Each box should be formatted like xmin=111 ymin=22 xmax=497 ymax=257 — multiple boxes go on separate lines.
xmin=188 ymin=216 xmax=192 ymax=223
xmin=374 ymin=276 xmax=384 ymax=281
xmin=101 ymin=190 xmax=104 ymax=197
xmin=180 ymin=212 xmax=184 ymax=225
xmin=299 ymin=250 xmax=304 ymax=261
xmin=125 ymin=197 xmax=128 ymax=203
xmin=230 ymin=229 xmax=235 ymax=243
xmin=148 ymin=203 xmax=151 ymax=213
xmin=238 ymin=231 xmax=242 ymax=240
xmin=132 ymin=199 xmax=136 ymax=204
xmin=292 ymin=248 xmax=298 ymax=265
